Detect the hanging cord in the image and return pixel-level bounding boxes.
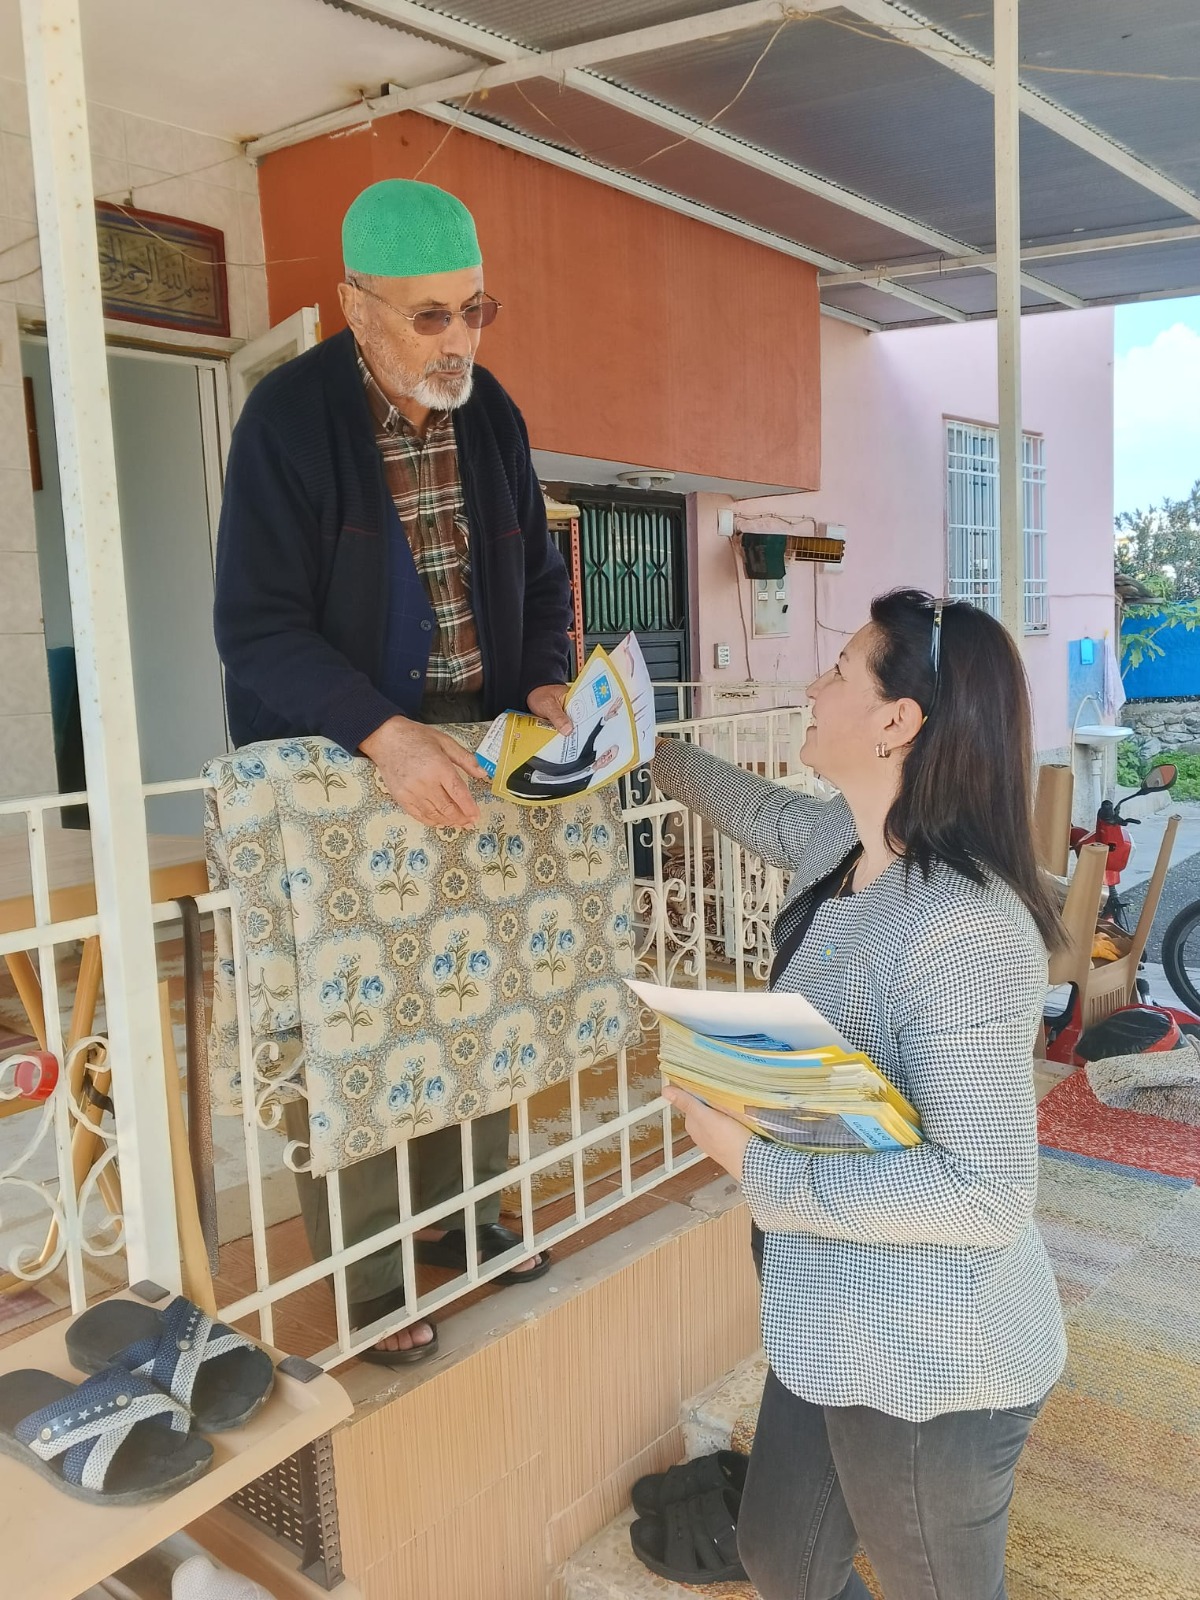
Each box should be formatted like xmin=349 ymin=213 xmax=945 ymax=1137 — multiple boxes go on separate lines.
xmin=176 ymin=896 xmax=219 ymax=1275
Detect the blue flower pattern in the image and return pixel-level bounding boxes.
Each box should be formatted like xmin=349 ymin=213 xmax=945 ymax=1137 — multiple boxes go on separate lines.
xmin=206 ymin=735 xmax=632 ymax=1172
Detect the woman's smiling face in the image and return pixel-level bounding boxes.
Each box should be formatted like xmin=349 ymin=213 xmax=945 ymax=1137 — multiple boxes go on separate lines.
xmin=801 ymin=625 xmax=893 ymax=786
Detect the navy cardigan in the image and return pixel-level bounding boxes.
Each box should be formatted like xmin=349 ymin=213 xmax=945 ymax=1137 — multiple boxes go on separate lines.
xmin=213 ymin=328 xmax=570 ymax=751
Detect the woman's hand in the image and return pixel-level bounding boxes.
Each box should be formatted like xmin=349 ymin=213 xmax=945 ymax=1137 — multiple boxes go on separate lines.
xmin=662 ymin=1084 xmax=754 ymax=1181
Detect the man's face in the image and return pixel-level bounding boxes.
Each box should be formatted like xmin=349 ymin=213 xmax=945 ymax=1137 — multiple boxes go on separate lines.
xmin=339 ymin=265 xmax=486 ymax=410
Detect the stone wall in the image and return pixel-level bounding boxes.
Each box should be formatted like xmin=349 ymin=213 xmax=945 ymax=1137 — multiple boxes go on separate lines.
xmin=1124 ymin=699 xmax=1200 ymax=760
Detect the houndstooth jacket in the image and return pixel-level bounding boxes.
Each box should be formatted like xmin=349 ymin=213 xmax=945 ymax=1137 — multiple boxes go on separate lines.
xmin=653 ymin=741 xmax=1067 ymax=1422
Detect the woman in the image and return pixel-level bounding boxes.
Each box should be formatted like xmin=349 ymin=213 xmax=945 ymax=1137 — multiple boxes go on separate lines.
xmin=653 ymin=590 xmax=1067 ymax=1600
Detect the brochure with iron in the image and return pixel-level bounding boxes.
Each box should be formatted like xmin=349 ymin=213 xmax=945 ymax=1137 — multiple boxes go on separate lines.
xmin=627 ymin=978 xmax=922 ymax=1153
xmin=476 ymin=632 xmax=657 ymax=806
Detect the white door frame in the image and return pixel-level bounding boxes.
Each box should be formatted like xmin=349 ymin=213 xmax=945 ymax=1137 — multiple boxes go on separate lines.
xmin=23 ymin=331 xmax=230 ymax=579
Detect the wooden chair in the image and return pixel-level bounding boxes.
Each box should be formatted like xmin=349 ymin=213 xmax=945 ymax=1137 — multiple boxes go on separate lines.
xmin=1078 ymin=814 xmax=1180 ymax=1029
xmin=1048 ymin=841 xmax=1108 ymax=994
xmin=1033 ymin=763 xmax=1074 ymax=877
xmin=1038 ymin=843 xmax=1107 ymax=1061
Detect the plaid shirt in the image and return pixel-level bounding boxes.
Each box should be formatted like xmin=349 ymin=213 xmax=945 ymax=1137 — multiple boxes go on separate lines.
xmin=358 ymin=350 xmax=483 ymax=694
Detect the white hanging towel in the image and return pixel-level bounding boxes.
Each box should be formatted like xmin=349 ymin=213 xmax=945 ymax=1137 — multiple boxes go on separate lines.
xmin=1103 ymin=633 xmax=1127 ymax=718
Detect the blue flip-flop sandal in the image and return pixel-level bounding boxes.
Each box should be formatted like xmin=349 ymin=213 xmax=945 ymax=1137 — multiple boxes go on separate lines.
xmin=0 ymin=1366 xmax=212 ymax=1505
xmin=66 ymin=1296 xmax=275 ymax=1432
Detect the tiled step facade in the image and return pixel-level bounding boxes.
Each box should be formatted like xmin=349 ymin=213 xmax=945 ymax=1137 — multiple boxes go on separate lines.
xmin=558 ymin=1353 xmax=747 ymax=1599
xmin=561 ymin=1353 xmax=765 ymax=1599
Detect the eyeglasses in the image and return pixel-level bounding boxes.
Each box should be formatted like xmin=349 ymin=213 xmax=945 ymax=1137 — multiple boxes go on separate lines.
xmin=350 ymin=280 xmax=501 ymax=336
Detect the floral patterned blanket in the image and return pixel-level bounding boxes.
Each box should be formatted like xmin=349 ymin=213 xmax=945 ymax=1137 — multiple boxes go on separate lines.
xmin=203 ymin=734 xmax=636 ymax=1175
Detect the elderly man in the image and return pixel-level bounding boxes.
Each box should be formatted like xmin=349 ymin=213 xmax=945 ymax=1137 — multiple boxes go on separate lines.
xmin=214 ymin=179 xmax=570 ymax=1363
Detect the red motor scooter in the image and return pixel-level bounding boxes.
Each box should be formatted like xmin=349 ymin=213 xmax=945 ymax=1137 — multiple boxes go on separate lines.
xmin=1067 ymin=762 xmax=1177 ymax=933
xmin=1044 ymin=763 xmax=1177 ymax=1063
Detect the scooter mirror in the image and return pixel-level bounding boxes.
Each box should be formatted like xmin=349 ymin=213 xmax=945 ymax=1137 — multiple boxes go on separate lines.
xmin=1144 ymin=763 xmax=1177 ymax=792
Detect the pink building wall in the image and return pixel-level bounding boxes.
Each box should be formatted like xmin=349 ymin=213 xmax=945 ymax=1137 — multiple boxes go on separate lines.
xmin=690 ymin=307 xmax=1116 ymax=756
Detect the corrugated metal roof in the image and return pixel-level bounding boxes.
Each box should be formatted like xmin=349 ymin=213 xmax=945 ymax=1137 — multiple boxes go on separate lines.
xmin=612 ymin=21 xmax=1192 ymax=247
xmin=892 ymin=0 xmax=1200 ymax=191
xmin=378 ymin=2 xmax=1200 ymax=327
xmin=472 ymin=80 xmax=934 ymax=267
xmin=420 ymin=0 xmax=738 ymax=53
xmin=819 ymin=282 xmax=942 ymax=325
xmin=1024 ymin=236 xmax=1200 ymax=301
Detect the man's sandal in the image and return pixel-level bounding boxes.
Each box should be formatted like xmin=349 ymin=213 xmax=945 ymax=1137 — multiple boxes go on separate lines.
xmin=629 ymin=1486 xmax=748 ymax=1586
xmin=351 ymin=1287 xmax=440 ymax=1368
xmin=0 ymin=1366 xmax=212 ymax=1505
xmin=414 ymin=1224 xmax=552 ymax=1285
xmin=66 ymin=1296 xmax=275 ymax=1432
xmin=630 ymin=1449 xmax=748 ymax=1518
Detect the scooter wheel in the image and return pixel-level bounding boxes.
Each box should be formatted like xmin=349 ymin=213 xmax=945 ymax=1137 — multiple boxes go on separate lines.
xmin=1161 ymin=902 xmax=1200 ymax=1015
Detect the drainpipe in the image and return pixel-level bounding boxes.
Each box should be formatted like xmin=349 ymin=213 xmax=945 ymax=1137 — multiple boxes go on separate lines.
xmin=994 ymin=0 xmax=1025 ymax=641
xmin=20 ymin=0 xmax=181 ymax=1294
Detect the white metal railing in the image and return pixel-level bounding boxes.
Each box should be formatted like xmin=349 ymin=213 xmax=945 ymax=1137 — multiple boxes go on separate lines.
xmin=0 ymin=702 xmax=817 ymax=1365
xmin=654 ymin=681 xmax=814 ymax=721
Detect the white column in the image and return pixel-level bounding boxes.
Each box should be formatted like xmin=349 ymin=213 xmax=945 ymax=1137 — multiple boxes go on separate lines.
xmin=994 ymin=0 xmax=1024 ymax=639
xmin=20 ymin=0 xmax=181 ymax=1290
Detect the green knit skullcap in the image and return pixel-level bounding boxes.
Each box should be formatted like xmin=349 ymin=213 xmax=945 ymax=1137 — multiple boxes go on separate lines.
xmin=342 ymin=180 xmax=481 ymax=278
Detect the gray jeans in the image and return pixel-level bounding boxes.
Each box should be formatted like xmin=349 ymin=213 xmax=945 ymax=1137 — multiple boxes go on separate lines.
xmin=737 ymin=1367 xmax=1046 ymax=1600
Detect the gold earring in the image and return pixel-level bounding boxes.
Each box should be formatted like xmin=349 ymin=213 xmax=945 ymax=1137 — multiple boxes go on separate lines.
xmin=875 ymin=742 xmax=891 ymax=760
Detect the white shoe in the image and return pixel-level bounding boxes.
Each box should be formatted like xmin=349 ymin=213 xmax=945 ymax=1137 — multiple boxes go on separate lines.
xmin=171 ymin=1555 xmax=275 ymax=1600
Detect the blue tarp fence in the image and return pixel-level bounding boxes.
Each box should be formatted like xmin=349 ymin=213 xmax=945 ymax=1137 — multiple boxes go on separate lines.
xmin=1121 ymin=608 xmax=1200 ymax=700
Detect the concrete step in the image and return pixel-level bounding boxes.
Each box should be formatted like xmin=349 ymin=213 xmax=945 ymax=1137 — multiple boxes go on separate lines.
xmin=680 ymin=1352 xmax=768 ymax=1460
xmin=562 ymin=1509 xmax=758 ymax=1600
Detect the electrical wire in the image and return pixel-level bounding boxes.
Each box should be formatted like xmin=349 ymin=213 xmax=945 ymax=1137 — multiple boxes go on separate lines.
xmin=0 ymin=144 xmax=326 ymax=288
xmin=731 ymin=533 xmax=756 ymax=682
xmin=638 ymin=14 xmax=794 ymax=167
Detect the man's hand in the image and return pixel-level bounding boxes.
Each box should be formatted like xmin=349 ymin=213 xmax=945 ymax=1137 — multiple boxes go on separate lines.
xmin=360 ymin=716 xmax=483 ymax=828
xmin=526 ymin=683 xmax=573 ymax=735
xmin=661 ymin=1085 xmax=753 ymax=1182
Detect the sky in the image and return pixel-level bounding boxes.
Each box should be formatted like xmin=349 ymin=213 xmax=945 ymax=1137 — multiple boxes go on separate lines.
xmin=1113 ymin=294 xmax=1200 ymax=519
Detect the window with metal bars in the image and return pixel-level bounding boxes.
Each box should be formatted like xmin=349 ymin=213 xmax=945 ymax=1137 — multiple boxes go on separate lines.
xmin=945 ymin=421 xmax=1048 ymax=632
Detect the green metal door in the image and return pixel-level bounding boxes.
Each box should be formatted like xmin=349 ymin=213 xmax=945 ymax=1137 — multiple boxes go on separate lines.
xmin=553 ymin=488 xmax=690 ymax=720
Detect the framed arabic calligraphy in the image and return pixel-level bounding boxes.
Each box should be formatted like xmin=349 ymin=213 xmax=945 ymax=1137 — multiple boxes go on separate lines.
xmin=96 ymin=202 xmax=230 ymax=337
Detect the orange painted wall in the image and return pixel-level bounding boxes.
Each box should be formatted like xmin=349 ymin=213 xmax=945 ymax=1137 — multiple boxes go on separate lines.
xmin=257 ymin=113 xmax=821 ymax=490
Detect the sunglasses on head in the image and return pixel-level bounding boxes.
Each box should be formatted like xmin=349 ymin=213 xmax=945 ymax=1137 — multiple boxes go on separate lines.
xmin=351 ymin=279 xmax=501 ymax=336
xmin=926 ymin=598 xmax=947 ymax=703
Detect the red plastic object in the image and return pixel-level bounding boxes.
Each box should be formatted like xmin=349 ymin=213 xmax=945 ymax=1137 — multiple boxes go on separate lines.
xmin=12 ymin=1050 xmax=59 ymax=1101
xmin=1070 ymin=817 xmax=1133 ymax=887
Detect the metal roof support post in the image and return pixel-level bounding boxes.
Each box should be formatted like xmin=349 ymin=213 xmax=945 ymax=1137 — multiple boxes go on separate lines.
xmin=19 ymin=0 xmax=181 ymax=1294
xmin=994 ymin=0 xmax=1024 ymax=642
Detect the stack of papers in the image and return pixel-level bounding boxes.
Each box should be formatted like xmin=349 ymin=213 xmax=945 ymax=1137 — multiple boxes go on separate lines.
xmin=628 ymin=979 xmax=922 ymax=1153
xmin=476 ymin=633 xmax=656 ymax=806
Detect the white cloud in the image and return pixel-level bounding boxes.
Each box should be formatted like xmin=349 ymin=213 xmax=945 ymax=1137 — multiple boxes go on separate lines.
xmin=1114 ymin=321 xmax=1200 ymax=515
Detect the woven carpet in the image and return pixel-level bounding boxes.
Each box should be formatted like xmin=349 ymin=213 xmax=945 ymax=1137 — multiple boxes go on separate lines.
xmin=712 ymin=1151 xmax=1199 ymax=1600
xmin=1005 ymin=1149 xmax=1200 ymax=1598
xmin=1037 ymin=1066 xmax=1200 ymax=1182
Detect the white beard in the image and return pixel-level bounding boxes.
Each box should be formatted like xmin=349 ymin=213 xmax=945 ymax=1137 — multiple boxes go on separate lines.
xmin=410 ymin=363 xmax=474 ymax=411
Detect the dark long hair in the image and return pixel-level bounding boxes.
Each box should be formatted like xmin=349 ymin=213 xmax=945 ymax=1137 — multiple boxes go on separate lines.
xmin=868 ymin=589 xmax=1065 ymax=952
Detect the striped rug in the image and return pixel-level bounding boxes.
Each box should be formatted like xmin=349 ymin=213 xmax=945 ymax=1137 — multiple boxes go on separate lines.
xmin=1007 ymin=1149 xmax=1200 ymax=1599
xmin=1037 ymin=1066 xmax=1200 ymax=1183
